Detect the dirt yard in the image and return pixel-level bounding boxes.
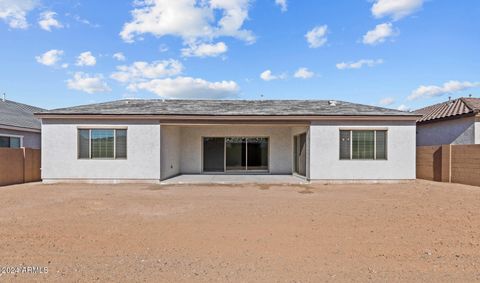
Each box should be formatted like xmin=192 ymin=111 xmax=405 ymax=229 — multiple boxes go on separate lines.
xmin=1 ymin=180 xmax=480 ymax=282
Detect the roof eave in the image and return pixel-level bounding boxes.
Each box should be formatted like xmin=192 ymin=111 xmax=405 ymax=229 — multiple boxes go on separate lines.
xmin=35 ymin=113 xmax=420 ymax=121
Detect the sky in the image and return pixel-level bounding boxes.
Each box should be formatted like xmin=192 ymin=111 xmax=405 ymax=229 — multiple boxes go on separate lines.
xmin=0 ymin=0 xmax=479 ymax=110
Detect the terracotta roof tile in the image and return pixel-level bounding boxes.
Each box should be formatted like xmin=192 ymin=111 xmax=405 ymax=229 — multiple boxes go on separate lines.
xmin=415 ymin=97 xmax=480 ymax=123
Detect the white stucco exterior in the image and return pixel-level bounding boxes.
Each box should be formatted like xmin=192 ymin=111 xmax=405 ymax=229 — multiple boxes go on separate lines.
xmin=41 ymin=119 xmax=161 ymax=182
xmin=41 ymin=118 xmax=417 ymax=183
xmin=416 ymin=116 xmax=478 ymax=146
xmin=309 ymin=120 xmax=416 ymax=180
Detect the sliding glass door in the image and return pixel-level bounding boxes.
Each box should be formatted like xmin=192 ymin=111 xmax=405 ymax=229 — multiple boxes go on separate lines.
xmin=203 ymin=137 xmax=269 ymax=173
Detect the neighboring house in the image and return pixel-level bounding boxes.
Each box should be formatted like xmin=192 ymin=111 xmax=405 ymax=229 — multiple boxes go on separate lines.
xmin=36 ymin=99 xmax=419 ymax=183
xmin=415 ymin=97 xmax=480 ymax=146
xmin=0 ymin=98 xmax=44 ymax=149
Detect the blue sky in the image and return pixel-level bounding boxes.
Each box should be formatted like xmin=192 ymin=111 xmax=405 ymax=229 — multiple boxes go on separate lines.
xmin=0 ymin=0 xmax=478 ymax=110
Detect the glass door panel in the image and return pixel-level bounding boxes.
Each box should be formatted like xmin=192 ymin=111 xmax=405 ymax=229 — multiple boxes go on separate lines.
xmin=226 ymin=137 xmax=246 ymax=171
xmin=203 ymin=138 xmax=225 ymax=172
xmin=246 ymin=138 xmax=269 ymax=171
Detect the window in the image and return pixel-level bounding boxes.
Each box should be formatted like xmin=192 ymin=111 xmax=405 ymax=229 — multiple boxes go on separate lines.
xmin=78 ymin=129 xmax=127 ymax=159
xmin=339 ymin=130 xmax=387 ymax=160
xmin=0 ymin=136 xmax=21 ymax=148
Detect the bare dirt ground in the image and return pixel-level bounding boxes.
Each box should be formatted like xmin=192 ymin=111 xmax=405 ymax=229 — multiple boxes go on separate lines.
xmin=1 ymin=180 xmax=480 ymax=282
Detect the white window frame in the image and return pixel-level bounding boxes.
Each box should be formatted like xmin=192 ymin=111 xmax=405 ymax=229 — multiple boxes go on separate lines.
xmin=0 ymin=134 xmax=24 ymax=148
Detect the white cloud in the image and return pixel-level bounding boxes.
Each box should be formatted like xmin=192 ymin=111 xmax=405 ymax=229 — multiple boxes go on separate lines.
xmin=0 ymin=0 xmax=38 ymax=29
xmin=336 ymin=59 xmax=383 ymax=70
xmin=275 ymin=0 xmax=287 ymax=12
xmin=372 ymin=0 xmax=424 ymax=21
xmin=113 ymin=52 xmax=126 ymax=61
xmin=67 ymin=72 xmax=111 ymax=94
xmin=76 ymin=51 xmax=97 ymax=66
xmin=260 ymin=70 xmax=286 ymax=81
xmin=120 ymin=0 xmax=255 ymax=45
xmin=305 ymin=25 xmax=328 ymax=48
xmin=111 ymin=59 xmax=183 ymax=83
xmin=408 ymin=80 xmax=480 ymax=100
xmin=181 ymin=42 xmax=228 ymax=57
xmin=38 ymin=11 xmax=63 ymax=31
xmin=128 ymin=76 xmax=239 ymax=99
xmin=294 ymin=67 xmax=314 ymax=79
xmin=378 ymin=97 xmax=395 ymax=106
xmin=362 ymin=22 xmax=395 ymax=45
xmin=35 ymin=49 xmax=64 ymax=66
xmin=397 ymin=104 xmax=411 ymax=111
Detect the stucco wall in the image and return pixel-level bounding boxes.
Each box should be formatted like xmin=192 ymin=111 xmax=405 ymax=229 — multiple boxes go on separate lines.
xmin=160 ymin=125 xmax=181 ymax=180
xmin=0 ymin=128 xmax=41 ymax=149
xmin=475 ymin=121 xmax=480 ymax=144
xmin=309 ymin=120 xmax=416 ymax=180
xmin=416 ymin=116 xmax=476 ymax=146
xmin=41 ymin=119 xmax=160 ymax=181
xmin=179 ymin=125 xmax=294 ymax=174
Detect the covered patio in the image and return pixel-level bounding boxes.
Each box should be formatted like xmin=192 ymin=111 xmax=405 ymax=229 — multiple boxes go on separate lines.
xmin=160 ymin=123 xmax=309 ymax=181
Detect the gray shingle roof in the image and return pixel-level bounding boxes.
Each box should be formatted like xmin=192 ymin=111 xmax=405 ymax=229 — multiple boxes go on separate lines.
xmin=38 ymin=99 xmax=416 ymax=117
xmin=0 ymin=100 xmax=44 ymax=130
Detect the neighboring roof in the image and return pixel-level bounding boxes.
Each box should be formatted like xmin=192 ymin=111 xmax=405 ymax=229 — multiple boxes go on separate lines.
xmin=415 ymin=97 xmax=480 ymax=123
xmin=37 ymin=99 xmax=417 ymax=117
xmin=0 ymin=99 xmax=45 ymax=130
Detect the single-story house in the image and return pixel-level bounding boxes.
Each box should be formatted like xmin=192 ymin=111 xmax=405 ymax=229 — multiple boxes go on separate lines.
xmin=35 ymin=99 xmax=419 ymax=183
xmin=415 ymin=97 xmax=480 ymax=146
xmin=0 ymin=97 xmax=44 ymax=149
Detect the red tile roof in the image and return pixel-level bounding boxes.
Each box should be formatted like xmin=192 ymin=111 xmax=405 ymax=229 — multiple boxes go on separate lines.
xmin=415 ymin=97 xmax=480 ymax=123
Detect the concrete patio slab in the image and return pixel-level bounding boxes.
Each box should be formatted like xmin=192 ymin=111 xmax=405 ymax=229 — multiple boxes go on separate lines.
xmin=160 ymin=174 xmax=307 ymax=185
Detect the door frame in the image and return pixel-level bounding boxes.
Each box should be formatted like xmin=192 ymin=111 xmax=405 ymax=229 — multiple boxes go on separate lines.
xmin=293 ymin=132 xmax=307 ymax=177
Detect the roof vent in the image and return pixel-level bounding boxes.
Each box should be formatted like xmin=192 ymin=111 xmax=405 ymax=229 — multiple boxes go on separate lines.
xmin=2 ymin=93 xmax=5 ymax=102
xmin=328 ymin=100 xmax=336 ymax=106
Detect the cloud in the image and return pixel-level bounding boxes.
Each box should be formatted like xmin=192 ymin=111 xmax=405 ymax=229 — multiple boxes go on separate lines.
xmin=378 ymin=97 xmax=395 ymax=106
xmin=336 ymin=59 xmax=383 ymax=70
xmin=76 ymin=51 xmax=97 ymax=66
xmin=128 ymin=76 xmax=239 ymax=99
xmin=305 ymin=25 xmax=328 ymax=48
xmin=111 ymin=59 xmax=183 ymax=83
xmin=275 ymin=0 xmax=287 ymax=12
xmin=181 ymin=42 xmax=228 ymax=57
xmin=67 ymin=72 xmax=111 ymax=94
xmin=408 ymin=80 xmax=480 ymax=100
xmin=260 ymin=70 xmax=286 ymax=81
xmin=120 ymin=0 xmax=255 ymax=45
xmin=38 ymin=11 xmax=63 ymax=31
xmin=35 ymin=49 xmax=64 ymax=66
xmin=397 ymin=104 xmax=411 ymax=111
xmin=362 ymin=22 xmax=396 ymax=45
xmin=372 ymin=0 xmax=424 ymax=21
xmin=294 ymin=67 xmax=314 ymax=79
xmin=0 ymin=0 xmax=38 ymax=29
xmin=113 ymin=52 xmax=126 ymax=61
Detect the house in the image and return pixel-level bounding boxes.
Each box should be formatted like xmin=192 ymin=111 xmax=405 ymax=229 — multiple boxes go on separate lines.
xmin=415 ymin=97 xmax=480 ymax=146
xmin=0 ymin=97 xmax=44 ymax=149
xmin=35 ymin=99 xmax=419 ymax=183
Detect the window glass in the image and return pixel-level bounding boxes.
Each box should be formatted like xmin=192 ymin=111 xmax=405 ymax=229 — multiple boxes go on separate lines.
xmin=78 ymin=129 xmax=90 ymax=159
xmin=10 ymin=137 xmax=21 ymax=148
xmin=91 ymin=129 xmax=114 ymax=159
xmin=339 ymin=130 xmax=351 ymax=160
xmin=352 ymin=131 xmax=375 ymax=159
xmin=115 ymin=129 xmax=127 ymax=159
xmin=0 ymin=136 xmax=10 ymax=148
xmin=376 ymin=131 xmax=387 ymax=160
